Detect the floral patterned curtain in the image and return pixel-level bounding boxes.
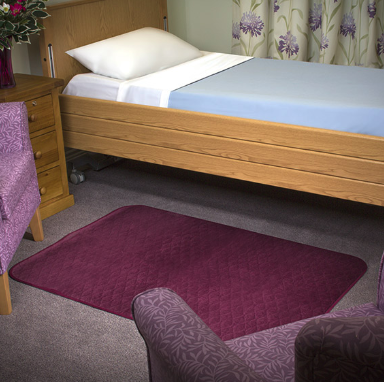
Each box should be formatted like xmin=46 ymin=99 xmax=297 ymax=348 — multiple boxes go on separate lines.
xmin=232 ymin=0 xmax=384 ymax=68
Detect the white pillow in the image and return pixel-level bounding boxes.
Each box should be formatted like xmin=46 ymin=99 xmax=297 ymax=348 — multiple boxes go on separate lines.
xmin=66 ymin=27 xmax=202 ymax=80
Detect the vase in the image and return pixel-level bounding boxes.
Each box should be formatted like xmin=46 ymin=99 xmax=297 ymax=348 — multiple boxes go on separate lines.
xmin=0 ymin=38 xmax=16 ymax=89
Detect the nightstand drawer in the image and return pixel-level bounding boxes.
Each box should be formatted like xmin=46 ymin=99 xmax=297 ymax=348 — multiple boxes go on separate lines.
xmin=37 ymin=166 xmax=64 ymax=203
xmin=26 ymin=94 xmax=55 ymax=133
xmin=31 ymin=131 xmax=59 ymax=169
xmin=1 ymin=74 xmax=74 ymax=219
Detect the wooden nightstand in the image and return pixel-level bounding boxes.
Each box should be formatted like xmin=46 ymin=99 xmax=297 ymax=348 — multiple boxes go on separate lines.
xmin=0 ymin=73 xmax=74 ymax=219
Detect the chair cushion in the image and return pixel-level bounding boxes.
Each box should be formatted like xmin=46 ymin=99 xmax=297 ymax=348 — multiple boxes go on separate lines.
xmin=0 ymin=152 xmax=36 ymax=221
xmin=225 ymin=302 xmax=383 ymax=382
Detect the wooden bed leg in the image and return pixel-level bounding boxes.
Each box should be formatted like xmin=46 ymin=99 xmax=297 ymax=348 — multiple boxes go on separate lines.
xmin=0 ymin=272 xmax=12 ymax=315
xmin=30 ymin=208 xmax=44 ymax=242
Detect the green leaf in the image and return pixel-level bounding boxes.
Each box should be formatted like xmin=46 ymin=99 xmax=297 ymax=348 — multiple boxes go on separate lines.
xmin=1 ymin=36 xmax=12 ymax=48
xmin=32 ymin=10 xmax=50 ymax=19
xmin=277 ymin=15 xmax=288 ymax=30
xmin=251 ymin=2 xmax=263 ymax=12
xmin=37 ymin=1 xmax=47 ymax=9
xmin=310 ymin=30 xmax=321 ymax=48
xmin=27 ymin=24 xmax=40 ymax=32
xmin=26 ymin=16 xmax=37 ymax=25
xmin=19 ymin=34 xmax=30 ymax=43
xmin=329 ymin=2 xmax=342 ymax=24
xmin=292 ymin=8 xmax=304 ymax=20
xmin=5 ymin=21 xmax=15 ymax=31
xmin=17 ymin=25 xmax=30 ymax=34
xmin=328 ymin=24 xmax=335 ymax=33
xmin=251 ymin=36 xmax=265 ymax=56
xmin=297 ymin=24 xmax=308 ymax=41
xmin=240 ymin=38 xmax=247 ymax=54
xmin=338 ymin=40 xmax=348 ymax=59
xmin=360 ymin=47 xmax=368 ymax=58
xmin=275 ymin=39 xmax=283 ymax=59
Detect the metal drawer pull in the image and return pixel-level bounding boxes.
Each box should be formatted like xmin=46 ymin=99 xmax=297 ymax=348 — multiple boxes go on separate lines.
xmin=34 ymin=151 xmax=42 ymax=160
xmin=32 ymin=101 xmax=38 ymax=106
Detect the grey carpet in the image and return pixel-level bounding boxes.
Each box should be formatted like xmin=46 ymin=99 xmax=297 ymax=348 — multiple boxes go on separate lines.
xmin=1 ymin=159 xmax=384 ymax=382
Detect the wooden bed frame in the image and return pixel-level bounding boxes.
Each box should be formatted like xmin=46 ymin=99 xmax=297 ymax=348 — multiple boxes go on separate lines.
xmin=39 ymin=0 xmax=384 ymax=207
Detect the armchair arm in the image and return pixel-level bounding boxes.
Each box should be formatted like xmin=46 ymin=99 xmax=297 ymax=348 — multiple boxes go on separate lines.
xmin=132 ymin=288 xmax=265 ymax=382
xmin=0 ymin=102 xmax=32 ymax=154
xmin=295 ymin=316 xmax=384 ymax=382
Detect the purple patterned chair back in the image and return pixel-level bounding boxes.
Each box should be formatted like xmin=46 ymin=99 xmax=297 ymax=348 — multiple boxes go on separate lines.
xmin=0 ymin=102 xmax=32 ymax=153
xmin=377 ymin=251 xmax=384 ymax=312
xmin=132 ymin=288 xmax=265 ymax=382
xmin=0 ymin=102 xmax=41 ymax=274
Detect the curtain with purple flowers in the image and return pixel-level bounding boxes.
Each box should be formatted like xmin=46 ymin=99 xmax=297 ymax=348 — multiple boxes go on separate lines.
xmin=232 ymin=0 xmax=384 ymax=68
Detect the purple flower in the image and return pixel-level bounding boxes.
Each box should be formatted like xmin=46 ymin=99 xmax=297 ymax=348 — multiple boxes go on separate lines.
xmin=232 ymin=22 xmax=241 ymax=40
xmin=320 ymin=33 xmax=329 ymax=51
xmin=368 ymin=2 xmax=376 ymax=18
xmin=309 ymin=3 xmax=322 ymax=32
xmin=340 ymin=12 xmax=356 ymax=39
xmin=240 ymin=11 xmax=264 ymax=37
xmin=274 ymin=0 xmax=280 ymax=12
xmin=278 ymin=31 xmax=299 ymax=58
xmin=377 ymin=33 xmax=384 ymax=56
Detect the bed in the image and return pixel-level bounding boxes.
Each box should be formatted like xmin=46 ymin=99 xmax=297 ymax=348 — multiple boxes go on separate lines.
xmin=39 ymin=0 xmax=384 ymax=207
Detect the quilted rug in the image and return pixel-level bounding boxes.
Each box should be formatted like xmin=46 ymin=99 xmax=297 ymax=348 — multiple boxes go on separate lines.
xmin=10 ymin=205 xmax=367 ymax=341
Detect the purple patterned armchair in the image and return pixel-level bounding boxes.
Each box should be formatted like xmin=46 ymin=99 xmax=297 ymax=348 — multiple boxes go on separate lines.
xmin=132 ymin=253 xmax=384 ymax=382
xmin=0 ymin=102 xmax=44 ymax=315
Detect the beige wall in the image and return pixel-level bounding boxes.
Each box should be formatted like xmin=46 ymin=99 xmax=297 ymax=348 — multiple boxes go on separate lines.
xmin=12 ymin=0 xmax=232 ymax=76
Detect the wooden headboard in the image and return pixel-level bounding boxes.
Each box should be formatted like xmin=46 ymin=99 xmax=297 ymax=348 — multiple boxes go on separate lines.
xmin=39 ymin=0 xmax=168 ymax=87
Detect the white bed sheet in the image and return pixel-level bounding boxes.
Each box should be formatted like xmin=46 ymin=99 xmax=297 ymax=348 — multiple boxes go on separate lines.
xmin=62 ymin=52 xmax=251 ymax=107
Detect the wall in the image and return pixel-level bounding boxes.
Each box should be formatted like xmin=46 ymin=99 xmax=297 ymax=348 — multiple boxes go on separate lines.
xmin=12 ymin=0 xmax=232 ymax=76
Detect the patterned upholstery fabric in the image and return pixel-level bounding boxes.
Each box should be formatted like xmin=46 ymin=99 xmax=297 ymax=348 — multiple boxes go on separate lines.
xmin=0 ymin=102 xmax=32 ymax=153
xmin=226 ymin=302 xmax=383 ymax=382
xmin=132 ymin=288 xmax=266 ymax=382
xmin=378 ymin=253 xmax=384 ymax=312
xmin=132 ymin=253 xmax=384 ymax=382
xmin=0 ymin=152 xmax=37 ymax=220
xmin=0 ymin=102 xmax=41 ymax=274
xmin=295 ymin=316 xmax=384 ymax=382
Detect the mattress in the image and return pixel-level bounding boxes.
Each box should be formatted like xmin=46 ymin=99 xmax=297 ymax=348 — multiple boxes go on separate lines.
xmin=63 ymin=53 xmax=384 ymax=137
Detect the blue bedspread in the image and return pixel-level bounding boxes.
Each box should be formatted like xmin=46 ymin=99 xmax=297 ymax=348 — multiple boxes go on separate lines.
xmin=168 ymin=58 xmax=384 ymax=137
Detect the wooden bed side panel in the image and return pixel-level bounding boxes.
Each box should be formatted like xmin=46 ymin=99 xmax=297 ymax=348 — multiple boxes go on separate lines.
xmin=61 ymin=113 xmax=384 ymax=185
xmin=39 ymin=0 xmax=168 ymax=86
xmin=59 ymin=95 xmax=384 ymax=162
xmin=63 ymin=130 xmax=384 ymax=207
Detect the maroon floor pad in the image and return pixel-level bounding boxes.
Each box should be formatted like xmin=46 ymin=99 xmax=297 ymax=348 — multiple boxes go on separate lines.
xmin=10 ymin=205 xmax=367 ymax=341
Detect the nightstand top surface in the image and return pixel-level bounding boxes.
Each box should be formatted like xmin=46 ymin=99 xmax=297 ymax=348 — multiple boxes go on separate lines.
xmin=0 ymin=74 xmax=64 ymax=102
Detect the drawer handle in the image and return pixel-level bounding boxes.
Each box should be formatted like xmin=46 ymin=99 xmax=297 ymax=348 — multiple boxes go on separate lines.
xmin=34 ymin=151 xmax=42 ymax=160
xmin=32 ymin=101 xmax=38 ymax=106
xmin=29 ymin=114 xmax=37 ymax=122
xmin=39 ymin=187 xmax=47 ymax=196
